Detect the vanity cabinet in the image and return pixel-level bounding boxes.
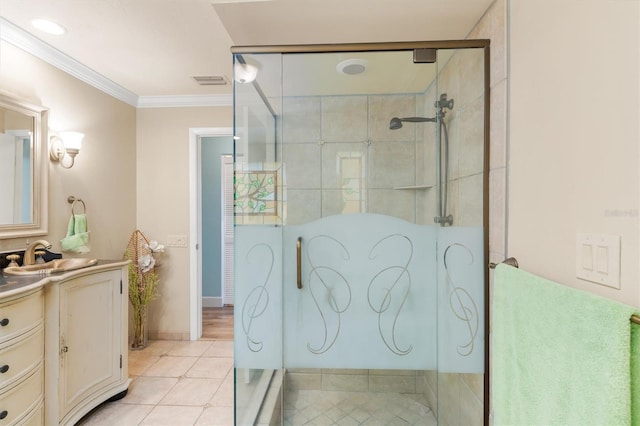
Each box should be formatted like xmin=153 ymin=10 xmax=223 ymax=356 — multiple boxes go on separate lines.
xmin=44 ymin=263 xmax=130 ymax=425
xmin=0 ymin=289 xmax=45 ymax=425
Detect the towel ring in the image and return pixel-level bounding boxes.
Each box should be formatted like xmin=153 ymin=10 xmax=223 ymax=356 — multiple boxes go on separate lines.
xmin=67 ymin=196 xmax=86 ymax=215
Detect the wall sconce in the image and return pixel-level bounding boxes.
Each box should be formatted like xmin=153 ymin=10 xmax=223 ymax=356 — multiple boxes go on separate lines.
xmin=50 ymin=131 xmax=84 ymax=169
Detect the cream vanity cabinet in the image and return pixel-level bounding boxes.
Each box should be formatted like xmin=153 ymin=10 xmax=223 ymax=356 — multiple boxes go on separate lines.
xmin=0 ymin=289 xmax=45 ymax=425
xmin=44 ymin=262 xmax=130 ymax=425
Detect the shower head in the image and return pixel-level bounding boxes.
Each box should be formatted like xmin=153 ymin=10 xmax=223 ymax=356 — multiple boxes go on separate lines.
xmin=389 ymin=116 xmax=437 ymax=130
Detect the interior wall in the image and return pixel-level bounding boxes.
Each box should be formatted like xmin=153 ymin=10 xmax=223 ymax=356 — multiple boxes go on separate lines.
xmin=508 ymin=0 xmax=640 ymax=305
xmin=0 ymin=41 xmax=137 ymax=261
xmin=136 ymin=106 xmax=232 ymax=340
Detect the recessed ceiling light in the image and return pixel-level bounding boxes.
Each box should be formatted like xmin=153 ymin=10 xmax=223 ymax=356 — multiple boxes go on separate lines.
xmin=336 ymin=59 xmax=368 ymax=76
xmin=31 ymin=18 xmax=67 ymax=36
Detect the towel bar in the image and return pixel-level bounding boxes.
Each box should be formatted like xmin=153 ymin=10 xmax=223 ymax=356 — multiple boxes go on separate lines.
xmin=489 ymin=257 xmax=519 ymax=269
xmin=489 ymin=257 xmax=639 ymax=325
xmin=489 ymin=257 xmax=640 ymax=325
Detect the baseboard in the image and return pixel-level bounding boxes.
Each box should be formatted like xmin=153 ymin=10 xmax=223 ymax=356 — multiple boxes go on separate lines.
xmin=203 ymin=297 xmax=223 ymax=308
xmin=149 ymin=331 xmax=191 ymax=341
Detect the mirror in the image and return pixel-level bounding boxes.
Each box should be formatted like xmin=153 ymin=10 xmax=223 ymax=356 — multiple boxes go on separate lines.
xmin=0 ymin=93 xmax=48 ymax=239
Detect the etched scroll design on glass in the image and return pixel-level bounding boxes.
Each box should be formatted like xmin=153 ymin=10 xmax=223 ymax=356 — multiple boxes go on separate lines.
xmin=444 ymin=242 xmax=479 ymax=356
xmin=367 ymin=234 xmax=414 ymax=356
xmin=306 ymin=235 xmax=352 ymax=354
xmin=241 ymin=243 xmax=274 ymax=352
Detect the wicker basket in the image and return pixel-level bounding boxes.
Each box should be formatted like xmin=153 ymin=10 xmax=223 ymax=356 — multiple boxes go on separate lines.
xmin=124 ymin=229 xmax=158 ymax=350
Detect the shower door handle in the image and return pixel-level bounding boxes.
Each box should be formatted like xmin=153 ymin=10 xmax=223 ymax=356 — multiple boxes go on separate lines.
xmin=296 ymin=237 xmax=302 ymax=289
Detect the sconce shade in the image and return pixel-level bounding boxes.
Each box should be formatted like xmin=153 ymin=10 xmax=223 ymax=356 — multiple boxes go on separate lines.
xmin=59 ymin=131 xmax=84 ymax=154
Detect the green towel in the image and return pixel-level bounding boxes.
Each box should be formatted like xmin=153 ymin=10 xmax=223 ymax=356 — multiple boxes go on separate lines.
xmin=60 ymin=214 xmax=90 ymax=253
xmin=493 ymin=264 xmax=639 ymax=426
xmin=633 ymin=322 xmax=640 ymax=426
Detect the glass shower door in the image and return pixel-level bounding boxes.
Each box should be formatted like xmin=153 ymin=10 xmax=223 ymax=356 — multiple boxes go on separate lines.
xmin=283 ymin=215 xmax=438 ymax=369
xmin=233 ymin=45 xmax=487 ymax=425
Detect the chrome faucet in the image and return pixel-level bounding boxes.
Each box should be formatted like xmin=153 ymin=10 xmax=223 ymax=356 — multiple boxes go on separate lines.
xmin=24 ymin=240 xmax=52 ymax=265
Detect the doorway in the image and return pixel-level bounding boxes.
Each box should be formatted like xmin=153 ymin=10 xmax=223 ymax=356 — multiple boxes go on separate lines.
xmin=188 ymin=128 xmax=233 ymax=340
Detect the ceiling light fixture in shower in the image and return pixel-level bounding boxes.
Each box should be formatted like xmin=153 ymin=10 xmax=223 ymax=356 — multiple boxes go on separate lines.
xmin=336 ymin=59 xmax=368 ymax=75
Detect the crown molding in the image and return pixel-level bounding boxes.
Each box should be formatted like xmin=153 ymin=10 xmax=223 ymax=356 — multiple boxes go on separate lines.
xmin=137 ymin=94 xmax=233 ymax=108
xmin=1 ymin=18 xmax=140 ymax=106
xmin=1 ymin=18 xmax=234 ymax=109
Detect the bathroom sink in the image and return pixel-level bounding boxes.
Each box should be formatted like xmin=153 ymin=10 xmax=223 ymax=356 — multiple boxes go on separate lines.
xmin=3 ymin=258 xmax=98 ymax=276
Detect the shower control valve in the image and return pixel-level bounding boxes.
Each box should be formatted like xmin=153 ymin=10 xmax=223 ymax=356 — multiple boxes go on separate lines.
xmin=434 ymin=215 xmax=453 ymax=226
xmin=435 ymin=93 xmax=454 ymax=110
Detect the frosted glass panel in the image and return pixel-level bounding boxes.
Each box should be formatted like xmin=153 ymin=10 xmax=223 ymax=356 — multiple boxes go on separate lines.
xmin=234 ymin=226 xmax=282 ymax=369
xmin=283 ymin=213 xmax=437 ymax=369
xmin=437 ymin=226 xmax=485 ymax=373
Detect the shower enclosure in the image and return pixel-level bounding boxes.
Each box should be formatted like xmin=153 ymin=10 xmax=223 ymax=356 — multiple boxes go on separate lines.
xmin=232 ymin=41 xmax=489 ymax=425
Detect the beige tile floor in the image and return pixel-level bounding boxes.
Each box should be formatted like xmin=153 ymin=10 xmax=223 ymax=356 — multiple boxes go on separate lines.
xmin=78 ymin=339 xmax=235 ymax=426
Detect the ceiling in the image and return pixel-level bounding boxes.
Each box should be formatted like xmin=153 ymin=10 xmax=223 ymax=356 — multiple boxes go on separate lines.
xmin=0 ymin=0 xmax=494 ymax=106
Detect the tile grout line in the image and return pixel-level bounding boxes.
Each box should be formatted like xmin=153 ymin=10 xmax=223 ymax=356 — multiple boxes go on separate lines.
xmin=80 ymin=339 xmax=235 ymax=426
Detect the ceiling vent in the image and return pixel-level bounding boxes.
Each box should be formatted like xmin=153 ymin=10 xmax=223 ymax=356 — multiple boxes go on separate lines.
xmin=192 ymin=76 xmax=229 ymax=86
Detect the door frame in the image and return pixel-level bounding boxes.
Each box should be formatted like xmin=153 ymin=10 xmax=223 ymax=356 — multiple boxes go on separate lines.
xmin=189 ymin=127 xmax=233 ymax=341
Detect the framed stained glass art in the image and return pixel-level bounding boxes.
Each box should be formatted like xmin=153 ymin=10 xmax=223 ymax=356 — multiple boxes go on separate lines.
xmin=234 ymin=171 xmax=277 ymax=216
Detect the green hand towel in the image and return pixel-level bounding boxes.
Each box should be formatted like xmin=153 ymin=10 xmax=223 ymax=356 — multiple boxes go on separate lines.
xmin=73 ymin=213 xmax=87 ymax=235
xmin=61 ymin=214 xmax=90 ymax=253
xmin=493 ymin=264 xmax=639 ymax=426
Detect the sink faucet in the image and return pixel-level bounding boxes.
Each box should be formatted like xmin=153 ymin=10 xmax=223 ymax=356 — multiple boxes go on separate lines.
xmin=24 ymin=240 xmax=52 ymax=266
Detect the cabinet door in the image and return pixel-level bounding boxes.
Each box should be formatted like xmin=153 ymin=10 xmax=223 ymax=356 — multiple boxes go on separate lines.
xmin=59 ymin=270 xmax=122 ymax=416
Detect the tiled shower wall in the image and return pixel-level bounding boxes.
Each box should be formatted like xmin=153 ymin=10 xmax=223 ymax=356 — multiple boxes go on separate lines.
xmin=421 ymin=48 xmax=487 ymax=426
xmin=280 ymin=93 xmax=436 ymax=225
xmin=422 ymin=0 xmax=507 ymax=425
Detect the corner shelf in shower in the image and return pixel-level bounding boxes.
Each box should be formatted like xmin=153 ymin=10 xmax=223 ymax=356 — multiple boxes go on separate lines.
xmin=393 ymin=185 xmax=434 ymax=190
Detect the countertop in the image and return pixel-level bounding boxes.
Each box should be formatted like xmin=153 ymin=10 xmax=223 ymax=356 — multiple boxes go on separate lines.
xmin=0 ymin=259 xmax=130 ymax=298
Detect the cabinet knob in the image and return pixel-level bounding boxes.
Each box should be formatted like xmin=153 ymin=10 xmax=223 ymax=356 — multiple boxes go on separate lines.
xmin=0 ymin=318 xmax=8 ymax=327
xmin=0 ymin=410 xmax=7 ymax=420
xmin=0 ymin=365 xmax=8 ymax=374
xmin=61 ymin=346 xmax=69 ymax=353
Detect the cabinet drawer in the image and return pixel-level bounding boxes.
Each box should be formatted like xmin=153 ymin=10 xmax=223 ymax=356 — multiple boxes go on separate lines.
xmin=0 ymin=365 xmax=43 ymax=426
xmin=14 ymin=400 xmax=43 ymax=426
xmin=0 ymin=291 xmax=43 ymax=345
xmin=0 ymin=325 xmax=43 ymax=392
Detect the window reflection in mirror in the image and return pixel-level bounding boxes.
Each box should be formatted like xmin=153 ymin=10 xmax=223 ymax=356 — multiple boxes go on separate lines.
xmin=0 ymin=93 xmax=48 ymax=239
xmin=0 ymin=108 xmax=33 ymax=224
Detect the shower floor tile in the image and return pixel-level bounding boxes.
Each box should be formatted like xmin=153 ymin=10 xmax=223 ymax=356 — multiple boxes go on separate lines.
xmin=283 ymin=390 xmax=436 ymax=426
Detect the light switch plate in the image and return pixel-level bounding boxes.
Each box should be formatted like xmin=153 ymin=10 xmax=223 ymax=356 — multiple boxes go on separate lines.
xmin=167 ymin=234 xmax=188 ymax=248
xmin=576 ymin=233 xmax=620 ymax=289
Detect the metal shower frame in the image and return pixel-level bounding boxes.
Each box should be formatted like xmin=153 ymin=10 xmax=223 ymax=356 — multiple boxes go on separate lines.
xmin=231 ymin=39 xmax=491 ymax=425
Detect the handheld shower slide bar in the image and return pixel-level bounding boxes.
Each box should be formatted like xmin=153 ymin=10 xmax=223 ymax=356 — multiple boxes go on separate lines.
xmin=389 ymin=93 xmax=454 ymax=226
